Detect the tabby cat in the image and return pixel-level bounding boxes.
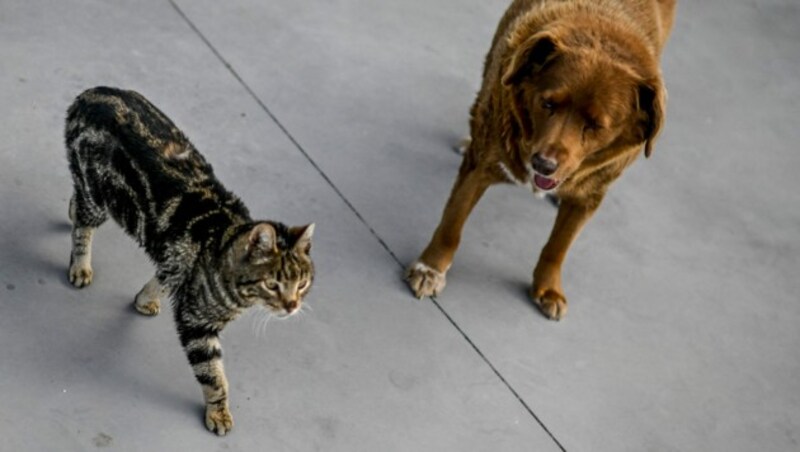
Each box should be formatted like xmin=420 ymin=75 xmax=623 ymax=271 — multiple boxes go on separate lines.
xmin=65 ymin=86 xmax=315 ymax=435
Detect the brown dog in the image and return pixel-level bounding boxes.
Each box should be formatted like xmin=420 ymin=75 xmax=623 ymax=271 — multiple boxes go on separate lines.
xmin=406 ymin=0 xmax=676 ymax=320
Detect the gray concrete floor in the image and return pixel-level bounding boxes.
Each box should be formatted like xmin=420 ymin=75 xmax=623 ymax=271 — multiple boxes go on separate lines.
xmin=1 ymin=0 xmax=798 ymax=450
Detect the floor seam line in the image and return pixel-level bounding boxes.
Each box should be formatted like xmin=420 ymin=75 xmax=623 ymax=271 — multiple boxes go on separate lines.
xmin=168 ymin=2 xmax=566 ymax=450
xmin=428 ymin=295 xmax=567 ymax=452
xmin=166 ymin=0 xmax=402 ymax=265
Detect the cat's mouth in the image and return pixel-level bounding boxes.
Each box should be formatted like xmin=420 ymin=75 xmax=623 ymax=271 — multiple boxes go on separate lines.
xmin=269 ymin=308 xmax=296 ymax=319
xmin=265 ymin=302 xmax=301 ymax=318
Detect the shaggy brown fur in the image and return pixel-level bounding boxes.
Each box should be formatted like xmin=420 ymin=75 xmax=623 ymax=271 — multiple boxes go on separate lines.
xmin=407 ymin=0 xmax=676 ymax=320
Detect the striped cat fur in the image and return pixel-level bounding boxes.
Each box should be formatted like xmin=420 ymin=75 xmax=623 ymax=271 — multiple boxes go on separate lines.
xmin=65 ymin=86 xmax=315 ymax=435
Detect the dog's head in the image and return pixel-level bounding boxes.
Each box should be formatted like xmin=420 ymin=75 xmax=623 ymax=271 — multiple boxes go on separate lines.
xmin=501 ymin=29 xmax=665 ymax=192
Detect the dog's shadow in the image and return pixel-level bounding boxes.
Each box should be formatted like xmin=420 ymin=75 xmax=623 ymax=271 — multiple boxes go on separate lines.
xmin=500 ymin=278 xmax=554 ymax=321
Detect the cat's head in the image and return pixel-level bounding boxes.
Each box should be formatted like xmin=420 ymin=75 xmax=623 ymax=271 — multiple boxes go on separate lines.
xmin=225 ymin=222 xmax=315 ymax=317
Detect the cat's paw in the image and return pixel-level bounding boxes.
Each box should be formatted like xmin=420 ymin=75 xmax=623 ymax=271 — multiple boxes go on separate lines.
xmin=531 ymin=287 xmax=568 ymax=321
xmin=68 ymin=261 xmax=93 ymax=288
xmin=134 ymin=278 xmax=165 ymax=316
xmin=133 ymin=298 xmax=160 ymax=316
xmin=205 ymin=405 xmax=233 ymax=436
xmin=405 ymin=261 xmax=447 ymax=298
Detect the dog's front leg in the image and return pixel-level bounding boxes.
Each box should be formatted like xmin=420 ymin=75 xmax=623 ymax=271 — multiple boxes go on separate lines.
xmin=406 ymin=163 xmax=492 ymax=298
xmin=532 ymin=198 xmax=601 ymax=320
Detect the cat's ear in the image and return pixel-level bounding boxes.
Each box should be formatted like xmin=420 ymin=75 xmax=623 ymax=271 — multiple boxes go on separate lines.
xmin=291 ymin=223 xmax=315 ymax=254
xmin=246 ymin=223 xmax=277 ymax=263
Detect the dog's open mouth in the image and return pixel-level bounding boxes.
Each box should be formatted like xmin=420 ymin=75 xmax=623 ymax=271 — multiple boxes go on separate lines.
xmin=533 ymin=174 xmax=559 ymax=191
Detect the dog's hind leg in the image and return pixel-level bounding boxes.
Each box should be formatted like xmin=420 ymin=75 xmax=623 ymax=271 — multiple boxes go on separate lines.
xmin=406 ymin=160 xmax=493 ymax=298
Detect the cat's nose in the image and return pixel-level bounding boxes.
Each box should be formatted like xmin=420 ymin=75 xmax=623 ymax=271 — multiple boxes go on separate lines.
xmin=284 ymin=300 xmax=299 ymax=313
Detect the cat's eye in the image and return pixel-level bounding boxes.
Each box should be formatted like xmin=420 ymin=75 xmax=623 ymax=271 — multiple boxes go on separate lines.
xmin=264 ymin=280 xmax=279 ymax=291
xmin=298 ymin=280 xmax=310 ymax=290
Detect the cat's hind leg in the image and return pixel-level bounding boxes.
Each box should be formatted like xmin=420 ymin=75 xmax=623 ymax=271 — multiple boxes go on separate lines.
xmin=134 ymin=275 xmax=167 ymax=316
xmin=68 ymin=191 xmax=106 ymax=288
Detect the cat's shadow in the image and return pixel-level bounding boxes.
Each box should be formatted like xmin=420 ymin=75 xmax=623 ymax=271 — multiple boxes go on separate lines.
xmin=45 ymin=220 xmax=78 ymax=288
xmin=13 ymin=216 xmax=202 ymax=419
xmin=77 ymin=303 xmax=201 ymax=418
xmin=47 ymin=219 xmax=72 ymax=234
xmin=3 ymin=219 xmax=75 ymax=289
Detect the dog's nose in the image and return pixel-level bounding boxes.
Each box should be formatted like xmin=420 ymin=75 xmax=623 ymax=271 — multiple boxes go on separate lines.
xmin=532 ymin=153 xmax=558 ymax=176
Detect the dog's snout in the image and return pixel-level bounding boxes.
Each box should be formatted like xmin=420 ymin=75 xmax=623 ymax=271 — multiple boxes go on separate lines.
xmin=532 ymin=153 xmax=558 ymax=176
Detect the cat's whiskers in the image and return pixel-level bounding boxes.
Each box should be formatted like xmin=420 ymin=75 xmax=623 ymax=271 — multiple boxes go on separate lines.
xmin=297 ymin=304 xmax=312 ymax=317
xmin=247 ymin=309 xmax=260 ymax=336
xmin=247 ymin=308 xmax=272 ymax=339
xmin=259 ymin=311 xmax=274 ymax=338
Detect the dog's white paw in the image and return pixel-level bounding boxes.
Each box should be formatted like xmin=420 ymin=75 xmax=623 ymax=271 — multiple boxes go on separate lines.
xmin=454 ymin=136 xmax=471 ymax=155
xmin=531 ymin=287 xmax=568 ymax=321
xmin=405 ymin=261 xmax=447 ymax=298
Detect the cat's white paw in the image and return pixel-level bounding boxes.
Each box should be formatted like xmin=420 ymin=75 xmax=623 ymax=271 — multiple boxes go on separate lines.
xmin=405 ymin=261 xmax=447 ymax=298
xmin=134 ymin=277 xmax=165 ymax=316
xmin=134 ymin=298 xmax=160 ymax=316
xmin=205 ymin=405 xmax=233 ymax=436
xmin=69 ymin=259 xmax=93 ymax=288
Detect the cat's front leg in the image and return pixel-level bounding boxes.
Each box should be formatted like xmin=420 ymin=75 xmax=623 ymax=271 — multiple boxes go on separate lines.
xmin=179 ymin=326 xmax=233 ymax=435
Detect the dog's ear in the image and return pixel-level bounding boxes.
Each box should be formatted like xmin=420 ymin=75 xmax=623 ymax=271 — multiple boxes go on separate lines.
xmin=637 ymin=76 xmax=666 ymax=158
xmin=502 ymin=32 xmax=560 ymax=86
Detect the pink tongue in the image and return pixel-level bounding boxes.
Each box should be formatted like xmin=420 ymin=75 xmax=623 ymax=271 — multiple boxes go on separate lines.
xmin=534 ymin=174 xmax=557 ymax=190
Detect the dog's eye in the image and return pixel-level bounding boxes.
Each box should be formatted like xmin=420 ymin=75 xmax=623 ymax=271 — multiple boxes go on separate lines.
xmin=541 ymin=100 xmax=556 ymax=111
xmin=583 ymin=121 xmax=601 ymax=133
